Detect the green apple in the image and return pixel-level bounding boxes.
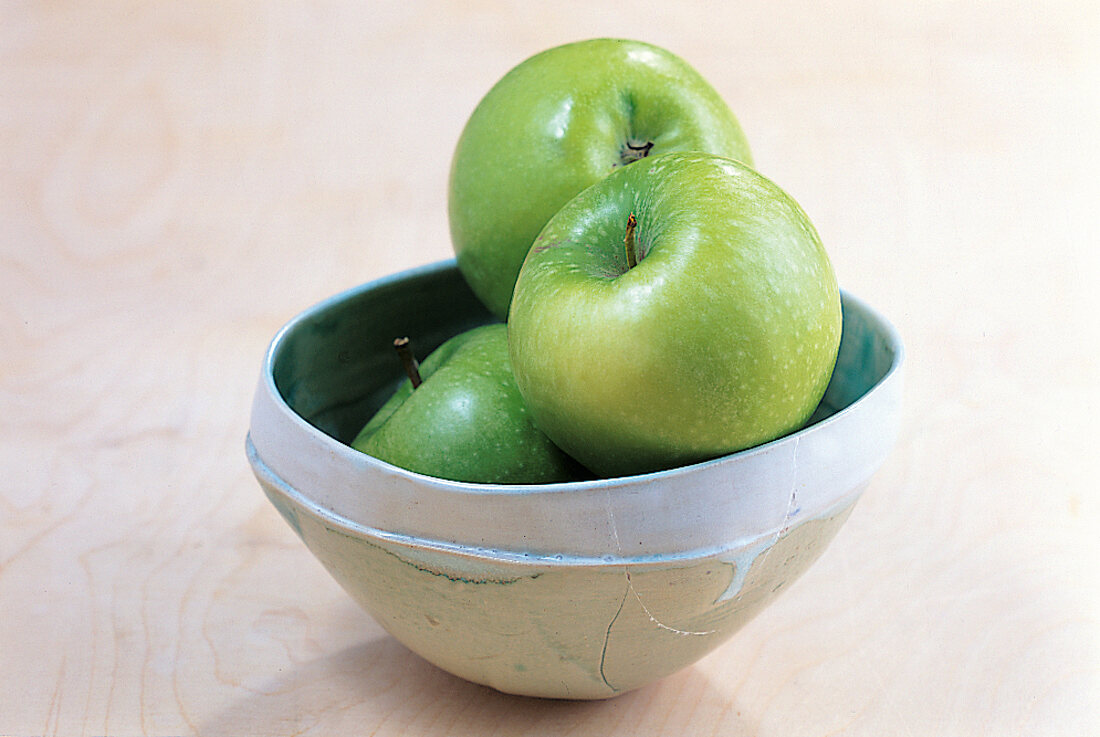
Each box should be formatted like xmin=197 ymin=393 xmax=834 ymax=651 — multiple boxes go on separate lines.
xmin=507 ymin=152 xmax=842 ymax=478
xmin=449 ymin=38 xmax=753 ymax=319
xmin=351 ymin=324 xmax=583 ymax=484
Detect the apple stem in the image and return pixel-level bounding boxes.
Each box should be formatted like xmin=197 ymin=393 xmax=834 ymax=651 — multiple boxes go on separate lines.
xmin=393 ymin=337 xmax=422 ymax=389
xmin=622 ymin=140 xmax=654 ymax=164
xmin=624 ymin=213 xmax=638 ymax=270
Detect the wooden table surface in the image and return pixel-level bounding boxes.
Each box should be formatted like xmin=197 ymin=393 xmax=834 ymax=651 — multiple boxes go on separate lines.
xmin=3 ymin=3 xmax=1098 ymax=735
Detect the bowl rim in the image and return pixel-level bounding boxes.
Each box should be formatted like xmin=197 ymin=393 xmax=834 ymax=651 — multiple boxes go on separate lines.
xmin=256 ymin=259 xmax=905 ymax=492
xmin=247 ymin=433 xmax=866 ymax=567
xmin=248 ymin=259 xmax=905 ymax=559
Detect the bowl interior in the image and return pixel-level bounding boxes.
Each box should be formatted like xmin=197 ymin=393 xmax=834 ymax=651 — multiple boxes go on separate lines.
xmin=270 ymin=260 xmax=898 ymax=451
xmin=272 ymin=262 xmax=496 ymax=444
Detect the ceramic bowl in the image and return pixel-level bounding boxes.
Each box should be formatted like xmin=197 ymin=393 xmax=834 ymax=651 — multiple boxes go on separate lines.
xmin=246 ymin=259 xmax=904 ymax=700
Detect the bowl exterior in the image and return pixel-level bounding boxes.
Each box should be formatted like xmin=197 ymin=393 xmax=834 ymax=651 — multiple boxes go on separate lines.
xmin=252 ymin=440 xmax=859 ymax=699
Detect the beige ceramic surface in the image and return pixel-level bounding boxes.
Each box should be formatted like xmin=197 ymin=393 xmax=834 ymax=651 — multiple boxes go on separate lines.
xmin=3 ymin=2 xmax=1099 ymax=735
xmin=258 ymin=480 xmax=856 ymax=700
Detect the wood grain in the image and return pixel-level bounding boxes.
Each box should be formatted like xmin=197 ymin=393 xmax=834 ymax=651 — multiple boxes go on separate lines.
xmin=2 ymin=2 xmax=1098 ymax=734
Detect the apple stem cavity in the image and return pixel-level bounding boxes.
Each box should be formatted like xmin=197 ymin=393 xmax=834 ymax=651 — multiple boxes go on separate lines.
xmin=622 ymin=139 xmax=654 ymax=165
xmin=624 ymin=213 xmax=639 ymax=270
xmin=393 ymin=337 xmax=423 ymax=389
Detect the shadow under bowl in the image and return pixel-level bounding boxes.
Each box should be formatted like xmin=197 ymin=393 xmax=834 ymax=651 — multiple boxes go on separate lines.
xmin=247 ymin=259 xmax=904 ymax=699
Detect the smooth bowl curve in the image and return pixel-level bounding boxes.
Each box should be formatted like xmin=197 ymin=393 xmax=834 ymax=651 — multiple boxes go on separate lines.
xmin=247 ymin=259 xmax=904 ymax=699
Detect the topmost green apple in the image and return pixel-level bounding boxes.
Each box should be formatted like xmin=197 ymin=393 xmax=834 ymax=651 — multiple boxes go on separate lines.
xmin=449 ymin=38 xmax=753 ymax=318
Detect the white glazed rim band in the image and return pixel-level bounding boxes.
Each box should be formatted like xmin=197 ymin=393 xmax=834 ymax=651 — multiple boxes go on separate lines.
xmin=247 ymin=271 xmax=903 ymax=559
xmin=247 ymin=434 xmax=868 ymax=566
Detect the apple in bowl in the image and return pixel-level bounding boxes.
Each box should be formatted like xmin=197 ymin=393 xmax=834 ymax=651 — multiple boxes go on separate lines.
xmin=350 ymin=324 xmax=584 ymax=484
xmin=508 ymin=152 xmax=842 ymax=478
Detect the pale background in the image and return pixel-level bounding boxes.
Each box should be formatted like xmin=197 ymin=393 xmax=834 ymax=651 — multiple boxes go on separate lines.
xmin=2 ymin=2 xmax=1098 ymax=735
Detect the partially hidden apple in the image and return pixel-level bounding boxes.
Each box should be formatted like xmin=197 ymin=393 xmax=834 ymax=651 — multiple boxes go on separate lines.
xmin=507 ymin=152 xmax=842 ymax=478
xmin=351 ymin=324 xmax=584 ymax=484
xmin=449 ymin=38 xmax=753 ymax=319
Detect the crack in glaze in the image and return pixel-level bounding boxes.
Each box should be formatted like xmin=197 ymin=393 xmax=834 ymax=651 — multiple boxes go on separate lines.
xmin=715 ymin=436 xmax=803 ymax=604
xmin=598 ymin=582 xmax=629 ymax=693
xmin=597 ymin=489 xmax=715 ymax=691
xmin=755 ymin=436 xmax=801 ymax=572
xmin=626 ymin=571 xmax=716 ymax=637
xmin=598 ymin=488 xmax=627 ymax=692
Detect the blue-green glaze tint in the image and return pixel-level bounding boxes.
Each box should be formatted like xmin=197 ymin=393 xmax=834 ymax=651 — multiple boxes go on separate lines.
xmin=270 ymin=262 xmax=494 ymax=443
xmin=449 ymin=38 xmax=753 ymax=318
xmin=508 ymin=153 xmax=842 ymax=478
xmin=261 ymin=485 xmax=303 ymax=541
xmin=351 ymin=324 xmax=583 ymax=485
